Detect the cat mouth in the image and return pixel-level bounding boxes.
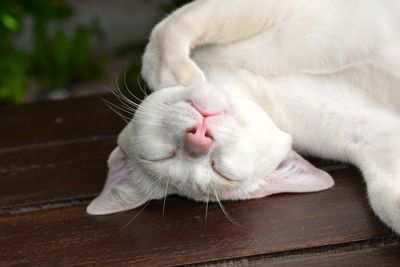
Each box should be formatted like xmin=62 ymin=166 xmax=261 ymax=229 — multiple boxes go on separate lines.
xmin=189 ymin=100 xmax=225 ymax=117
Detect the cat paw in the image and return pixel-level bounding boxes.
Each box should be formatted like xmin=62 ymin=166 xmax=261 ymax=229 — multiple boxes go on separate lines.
xmin=368 ymin=183 xmax=400 ymax=235
xmin=141 ymin=28 xmax=206 ymax=90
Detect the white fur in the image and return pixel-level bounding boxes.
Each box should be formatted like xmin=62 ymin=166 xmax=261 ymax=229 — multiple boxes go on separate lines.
xmin=88 ymin=0 xmax=400 ymax=235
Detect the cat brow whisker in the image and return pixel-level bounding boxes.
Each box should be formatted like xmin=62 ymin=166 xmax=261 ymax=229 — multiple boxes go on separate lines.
xmin=113 ymin=77 xmax=142 ymax=110
xmin=105 ymin=87 xmax=169 ymax=125
xmin=103 ymin=100 xmax=131 ymax=124
xmin=104 ymin=85 xmax=140 ymax=112
xmin=136 ymin=71 xmax=149 ymax=97
xmin=213 ymin=188 xmax=242 ymax=227
xmin=118 ymin=74 xmax=145 ymax=104
xmin=102 ymin=99 xmax=130 ymax=123
xmin=114 ymin=80 xmax=142 ymax=109
xmin=103 ymin=98 xmax=136 ymax=116
xmin=123 ymin=70 xmax=148 ymax=102
xmin=114 ymin=89 xmax=140 ymax=110
xmin=124 ymin=71 xmax=148 ymax=97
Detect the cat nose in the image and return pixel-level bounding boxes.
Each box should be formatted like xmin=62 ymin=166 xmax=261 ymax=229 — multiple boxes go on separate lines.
xmin=184 ymin=124 xmax=213 ymax=157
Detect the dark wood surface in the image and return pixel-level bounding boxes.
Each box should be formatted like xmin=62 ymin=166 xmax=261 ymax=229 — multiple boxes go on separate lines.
xmin=1 ymin=95 xmax=399 ymax=266
xmin=258 ymin=243 xmax=400 ymax=267
xmin=0 ymin=139 xmax=113 ymax=212
xmin=0 ymin=94 xmax=125 ymax=150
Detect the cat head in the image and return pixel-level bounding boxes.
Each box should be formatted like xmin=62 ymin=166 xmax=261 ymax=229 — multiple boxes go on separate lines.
xmin=87 ymin=84 xmax=334 ymax=215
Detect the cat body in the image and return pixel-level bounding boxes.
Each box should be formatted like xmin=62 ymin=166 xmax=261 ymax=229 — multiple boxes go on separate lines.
xmin=88 ymin=0 xmax=400 ymax=234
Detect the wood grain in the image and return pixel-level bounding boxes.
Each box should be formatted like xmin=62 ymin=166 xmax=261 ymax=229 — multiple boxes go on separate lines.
xmin=0 ymin=95 xmax=395 ymax=266
xmin=0 ymin=139 xmax=114 ymax=212
xmin=257 ymin=243 xmax=400 ymax=267
xmin=0 ymin=168 xmax=391 ymax=266
xmin=0 ymin=94 xmax=127 ymax=150
xmin=0 ymin=113 xmax=344 ymax=213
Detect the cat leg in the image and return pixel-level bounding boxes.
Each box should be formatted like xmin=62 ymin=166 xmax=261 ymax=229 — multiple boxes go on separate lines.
xmin=193 ymin=1 xmax=390 ymax=77
xmin=356 ymin=124 xmax=400 ymax=234
xmin=142 ymin=0 xmax=394 ymax=90
xmin=280 ymin=86 xmax=400 ymax=233
xmin=141 ymin=0 xmax=294 ymax=90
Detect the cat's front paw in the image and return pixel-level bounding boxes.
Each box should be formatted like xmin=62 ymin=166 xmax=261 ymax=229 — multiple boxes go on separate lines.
xmin=368 ymin=181 xmax=400 ymax=234
xmin=141 ymin=28 xmax=206 ymax=90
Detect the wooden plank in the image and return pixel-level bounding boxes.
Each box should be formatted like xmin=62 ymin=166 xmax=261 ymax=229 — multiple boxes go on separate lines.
xmin=257 ymin=243 xmax=400 ymax=267
xmin=0 ymin=92 xmax=348 ymax=172
xmin=0 ymin=96 xmax=344 ymax=213
xmin=0 ymin=168 xmax=391 ymax=266
xmin=0 ymin=94 xmax=128 ymax=150
xmin=0 ymin=139 xmax=114 ymax=212
xmin=0 ymin=135 xmax=343 ymax=214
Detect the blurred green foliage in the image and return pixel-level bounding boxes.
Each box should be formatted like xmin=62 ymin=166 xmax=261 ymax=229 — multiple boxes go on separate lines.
xmin=0 ymin=0 xmax=104 ymax=104
xmin=119 ymin=0 xmax=189 ymax=92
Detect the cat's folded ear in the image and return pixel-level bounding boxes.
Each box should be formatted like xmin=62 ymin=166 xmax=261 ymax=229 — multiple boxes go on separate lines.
xmin=251 ymin=151 xmax=335 ymax=198
xmin=87 ymin=146 xmax=152 ymax=215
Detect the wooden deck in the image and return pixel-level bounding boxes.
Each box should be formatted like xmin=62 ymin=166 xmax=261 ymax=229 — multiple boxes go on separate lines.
xmin=1 ymin=94 xmax=399 ymax=266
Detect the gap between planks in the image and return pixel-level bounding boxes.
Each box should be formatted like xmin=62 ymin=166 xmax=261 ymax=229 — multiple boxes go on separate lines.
xmin=0 ymin=134 xmax=118 ymax=154
xmin=187 ymin=235 xmax=400 ymax=267
xmin=0 ymin=197 xmax=94 ymax=216
xmin=0 ymin=163 xmax=350 ymax=216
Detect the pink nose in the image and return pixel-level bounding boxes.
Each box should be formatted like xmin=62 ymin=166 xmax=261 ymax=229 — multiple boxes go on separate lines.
xmin=184 ymin=123 xmax=213 ymax=157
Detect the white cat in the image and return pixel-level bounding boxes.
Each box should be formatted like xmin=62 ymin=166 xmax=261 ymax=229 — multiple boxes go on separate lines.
xmin=87 ymin=0 xmax=400 ymax=234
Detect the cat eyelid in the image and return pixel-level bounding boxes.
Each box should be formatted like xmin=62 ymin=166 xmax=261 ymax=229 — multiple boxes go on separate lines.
xmin=140 ymin=151 xmax=176 ymax=163
xmin=211 ymin=160 xmax=235 ymax=182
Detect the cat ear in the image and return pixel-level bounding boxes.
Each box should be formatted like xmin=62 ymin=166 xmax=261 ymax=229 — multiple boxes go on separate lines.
xmin=251 ymin=151 xmax=334 ymax=198
xmin=86 ymin=146 xmax=152 ymax=215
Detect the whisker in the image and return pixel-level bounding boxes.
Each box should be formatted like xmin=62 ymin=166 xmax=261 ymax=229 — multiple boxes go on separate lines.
xmin=114 ymin=89 xmax=140 ymax=110
xmin=117 ymin=200 xmax=152 ymax=232
xmin=102 ymin=99 xmax=130 ymax=123
xmin=162 ymin=176 xmax=170 ymax=216
xmin=104 ymin=84 xmax=141 ymax=112
xmin=103 ymin=98 xmax=136 ymax=116
xmin=113 ymin=76 xmax=140 ymax=108
xmin=105 ymin=74 xmax=170 ymax=122
xmin=134 ymin=105 xmax=166 ymax=115
xmin=115 ymin=77 xmax=143 ymax=108
xmin=213 ymin=188 xmax=243 ymax=227
xmin=107 ymin=88 xmax=167 ymax=126
xmin=137 ymin=72 xmax=149 ymax=97
xmin=123 ymin=70 xmax=147 ymax=102
xmin=117 ymin=177 xmax=165 ymax=232
xmin=118 ymin=74 xmax=145 ymax=104
xmin=134 ymin=107 xmax=168 ymax=117
xmin=205 ymin=191 xmax=209 ymax=226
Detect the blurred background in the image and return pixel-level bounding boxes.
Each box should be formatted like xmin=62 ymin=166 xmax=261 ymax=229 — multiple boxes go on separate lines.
xmin=0 ymin=0 xmax=188 ymax=106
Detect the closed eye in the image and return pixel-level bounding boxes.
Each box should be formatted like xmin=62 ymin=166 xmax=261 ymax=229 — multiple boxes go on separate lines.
xmin=211 ymin=160 xmax=235 ymax=182
xmin=141 ymin=151 xmax=176 ymax=162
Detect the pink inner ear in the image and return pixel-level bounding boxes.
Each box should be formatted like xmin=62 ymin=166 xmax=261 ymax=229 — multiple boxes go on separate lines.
xmin=87 ymin=146 xmax=134 ymax=215
xmin=87 ymin=146 xmax=160 ymax=215
xmin=102 ymin=147 xmax=130 ymax=195
xmin=251 ymin=151 xmax=335 ymax=198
